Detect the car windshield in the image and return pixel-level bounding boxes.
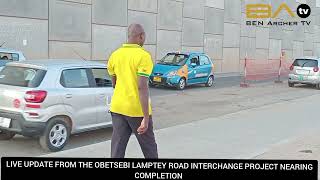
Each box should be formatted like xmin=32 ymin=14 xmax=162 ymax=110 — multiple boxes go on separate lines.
xmin=293 ymin=59 xmax=318 ymax=67
xmin=0 ymin=66 xmax=46 ymax=87
xmin=157 ymin=54 xmax=189 ymax=66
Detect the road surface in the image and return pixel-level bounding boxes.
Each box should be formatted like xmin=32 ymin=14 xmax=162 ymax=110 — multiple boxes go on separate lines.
xmin=0 ymin=77 xmax=317 ymax=158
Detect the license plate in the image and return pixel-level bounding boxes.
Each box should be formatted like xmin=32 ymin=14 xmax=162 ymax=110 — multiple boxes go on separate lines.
xmin=153 ymin=76 xmax=161 ymax=82
xmin=298 ymin=75 xmax=305 ymax=81
xmin=0 ymin=117 xmax=11 ymax=128
xmin=296 ymin=69 xmax=309 ymax=75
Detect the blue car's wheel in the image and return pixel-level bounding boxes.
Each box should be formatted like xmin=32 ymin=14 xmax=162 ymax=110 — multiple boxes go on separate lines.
xmin=149 ymin=83 xmax=156 ymax=87
xmin=205 ymin=76 xmax=214 ymax=87
xmin=176 ymin=78 xmax=186 ymax=90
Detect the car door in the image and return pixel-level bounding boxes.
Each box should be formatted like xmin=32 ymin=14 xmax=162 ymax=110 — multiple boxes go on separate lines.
xmin=198 ymin=55 xmax=213 ymax=83
xmin=60 ymin=68 xmax=97 ymax=130
xmin=187 ymin=55 xmax=201 ymax=84
xmin=89 ymin=68 xmax=113 ymax=125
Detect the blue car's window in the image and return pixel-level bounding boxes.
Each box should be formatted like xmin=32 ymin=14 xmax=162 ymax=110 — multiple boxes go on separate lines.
xmin=0 ymin=53 xmax=19 ymax=61
xmin=158 ymin=54 xmax=189 ymax=66
xmin=11 ymin=53 xmax=19 ymax=61
xmin=200 ymin=56 xmax=211 ymax=65
xmin=190 ymin=56 xmax=200 ymax=66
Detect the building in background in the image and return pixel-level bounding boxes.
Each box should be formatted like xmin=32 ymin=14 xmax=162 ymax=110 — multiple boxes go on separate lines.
xmin=0 ymin=0 xmax=319 ymax=74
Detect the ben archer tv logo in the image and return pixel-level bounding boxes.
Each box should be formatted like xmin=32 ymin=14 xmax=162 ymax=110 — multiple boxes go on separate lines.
xmin=246 ymin=3 xmax=311 ymax=26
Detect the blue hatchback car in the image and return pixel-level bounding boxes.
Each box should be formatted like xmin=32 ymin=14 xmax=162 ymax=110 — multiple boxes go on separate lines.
xmin=150 ymin=52 xmax=215 ymax=90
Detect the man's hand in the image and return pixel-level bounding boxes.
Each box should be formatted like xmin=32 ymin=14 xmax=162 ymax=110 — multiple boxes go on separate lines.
xmin=137 ymin=116 xmax=149 ymax=135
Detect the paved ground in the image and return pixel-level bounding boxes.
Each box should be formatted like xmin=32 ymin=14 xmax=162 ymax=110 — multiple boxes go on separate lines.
xmin=0 ymin=77 xmax=318 ymax=158
xmin=0 ymin=75 xmax=240 ymax=157
xmin=45 ymin=89 xmax=320 ymax=160
xmin=255 ymin=133 xmax=320 ymax=176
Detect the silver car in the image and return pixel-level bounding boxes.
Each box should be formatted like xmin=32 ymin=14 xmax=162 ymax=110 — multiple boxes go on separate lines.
xmin=0 ymin=60 xmax=113 ymax=151
xmin=288 ymin=57 xmax=320 ymax=89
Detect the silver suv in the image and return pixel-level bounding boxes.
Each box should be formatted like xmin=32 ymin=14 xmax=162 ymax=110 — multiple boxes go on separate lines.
xmin=288 ymin=57 xmax=320 ymax=89
xmin=0 ymin=60 xmax=113 ymax=151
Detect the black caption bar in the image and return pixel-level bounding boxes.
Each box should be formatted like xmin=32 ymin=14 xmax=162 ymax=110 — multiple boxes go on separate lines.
xmin=1 ymin=157 xmax=318 ymax=180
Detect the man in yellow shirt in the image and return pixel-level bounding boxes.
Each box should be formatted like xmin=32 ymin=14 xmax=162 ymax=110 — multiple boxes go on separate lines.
xmin=107 ymin=24 xmax=158 ymax=158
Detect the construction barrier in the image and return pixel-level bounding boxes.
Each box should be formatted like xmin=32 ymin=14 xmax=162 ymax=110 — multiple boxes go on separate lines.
xmin=240 ymin=51 xmax=293 ymax=87
xmin=246 ymin=59 xmax=280 ymax=80
xmin=280 ymin=60 xmax=293 ymax=78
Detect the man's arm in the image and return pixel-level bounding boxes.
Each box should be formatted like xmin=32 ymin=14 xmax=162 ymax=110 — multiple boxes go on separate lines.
xmin=137 ymin=76 xmax=150 ymax=134
xmin=111 ymin=75 xmax=117 ymax=88
xmin=136 ymin=53 xmax=153 ymax=135
xmin=138 ymin=76 xmax=149 ymax=117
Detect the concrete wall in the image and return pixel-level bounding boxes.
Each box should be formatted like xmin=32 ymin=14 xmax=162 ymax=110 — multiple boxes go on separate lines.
xmin=0 ymin=0 xmax=319 ymax=74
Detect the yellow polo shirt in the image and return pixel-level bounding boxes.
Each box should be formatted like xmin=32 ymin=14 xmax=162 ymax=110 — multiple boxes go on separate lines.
xmin=107 ymin=44 xmax=153 ymax=117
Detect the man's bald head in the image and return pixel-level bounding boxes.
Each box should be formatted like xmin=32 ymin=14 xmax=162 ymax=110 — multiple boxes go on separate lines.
xmin=128 ymin=23 xmax=146 ymax=46
xmin=128 ymin=24 xmax=144 ymax=38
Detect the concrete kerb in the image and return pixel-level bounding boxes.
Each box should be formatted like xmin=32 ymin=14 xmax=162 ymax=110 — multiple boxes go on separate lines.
xmin=215 ymin=72 xmax=241 ymax=78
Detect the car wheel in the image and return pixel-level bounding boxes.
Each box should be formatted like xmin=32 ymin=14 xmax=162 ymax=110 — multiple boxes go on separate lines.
xmin=177 ymin=78 xmax=186 ymax=90
xmin=0 ymin=130 xmax=15 ymax=140
xmin=288 ymin=82 xmax=294 ymax=87
xmin=205 ymin=76 xmax=214 ymax=87
xmin=149 ymin=83 xmax=156 ymax=88
xmin=39 ymin=117 xmax=71 ymax=152
xmin=316 ymin=84 xmax=320 ymax=90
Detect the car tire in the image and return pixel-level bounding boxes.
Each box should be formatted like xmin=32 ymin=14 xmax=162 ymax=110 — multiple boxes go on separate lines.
xmin=0 ymin=130 xmax=15 ymax=140
xmin=288 ymin=82 xmax=294 ymax=87
xmin=149 ymin=83 xmax=156 ymax=88
xmin=176 ymin=78 xmax=186 ymax=90
xmin=39 ymin=117 xmax=71 ymax=152
xmin=316 ymin=84 xmax=320 ymax=90
xmin=205 ymin=76 xmax=214 ymax=87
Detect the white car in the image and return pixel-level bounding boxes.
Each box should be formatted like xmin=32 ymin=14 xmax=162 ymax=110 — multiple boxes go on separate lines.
xmin=0 ymin=60 xmax=113 ymax=152
xmin=288 ymin=57 xmax=320 ymax=89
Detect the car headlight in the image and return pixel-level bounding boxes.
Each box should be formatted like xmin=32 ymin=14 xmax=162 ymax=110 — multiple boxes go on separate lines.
xmin=167 ymin=71 xmax=178 ymax=77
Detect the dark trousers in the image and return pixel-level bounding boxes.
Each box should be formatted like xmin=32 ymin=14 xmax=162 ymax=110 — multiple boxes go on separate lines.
xmin=110 ymin=112 xmax=158 ymax=159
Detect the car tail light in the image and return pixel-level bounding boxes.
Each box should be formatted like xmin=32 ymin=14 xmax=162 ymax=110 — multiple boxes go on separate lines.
xmin=25 ymin=91 xmax=47 ymax=103
xmin=314 ymin=67 xmax=319 ymax=72
xmin=290 ymin=65 xmax=294 ymax=71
